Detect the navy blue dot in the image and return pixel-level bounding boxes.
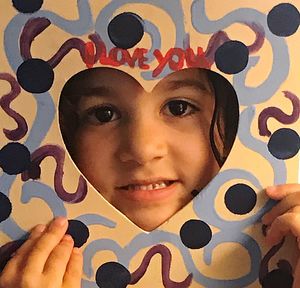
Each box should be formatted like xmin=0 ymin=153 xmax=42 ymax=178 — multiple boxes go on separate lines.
xmin=277 ymin=260 xmax=293 ymax=275
xmin=268 ymin=3 xmax=300 ymax=37
xmin=268 ymin=128 xmax=300 ymax=160
xmin=12 ymin=0 xmax=43 ymax=13
xmin=0 ymin=142 xmax=31 ymax=175
xmin=180 ymin=220 xmax=212 ymax=249
xmin=108 ymin=12 xmax=144 ymax=49
xmin=225 ymin=184 xmax=257 ymax=215
xmin=262 ymin=269 xmax=293 ymax=288
xmin=96 ymin=262 xmax=131 ymax=288
xmin=0 ymin=193 xmax=12 ymax=222
xmin=17 ymin=58 xmax=54 ymax=93
xmin=215 ymin=41 xmax=249 ymax=74
xmin=66 ymin=220 xmax=89 ymax=248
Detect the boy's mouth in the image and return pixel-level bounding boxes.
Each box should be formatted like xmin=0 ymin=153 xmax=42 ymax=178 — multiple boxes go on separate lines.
xmin=119 ymin=180 xmax=175 ymax=191
xmin=116 ymin=179 xmax=179 ymax=202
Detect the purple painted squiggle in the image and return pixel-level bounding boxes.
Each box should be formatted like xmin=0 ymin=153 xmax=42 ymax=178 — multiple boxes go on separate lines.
xmin=0 ymin=73 xmax=28 ymax=140
xmin=20 ymin=17 xmax=51 ymax=60
xmin=130 ymin=244 xmax=193 ymax=288
xmin=47 ymin=38 xmax=87 ymax=68
xmin=88 ymin=33 xmax=102 ymax=64
xmin=20 ymin=17 xmax=87 ymax=69
xmin=247 ymin=22 xmax=265 ymax=53
xmin=258 ymin=91 xmax=300 ymax=136
xmin=21 ymin=145 xmax=87 ymax=203
xmin=205 ymin=22 xmax=265 ymax=65
xmin=205 ymin=30 xmax=229 ymax=65
xmin=0 ymin=239 xmax=26 ymax=272
xmin=259 ymin=239 xmax=285 ymax=284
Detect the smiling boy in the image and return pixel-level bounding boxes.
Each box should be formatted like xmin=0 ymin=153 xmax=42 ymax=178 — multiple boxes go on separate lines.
xmin=59 ymin=67 xmax=235 ymax=231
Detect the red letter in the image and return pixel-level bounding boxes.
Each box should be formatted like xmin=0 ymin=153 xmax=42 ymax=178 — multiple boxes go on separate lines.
xmin=137 ymin=48 xmax=150 ymax=69
xmin=185 ymin=47 xmax=210 ymax=68
xmin=84 ymin=41 xmax=95 ymax=68
xmin=107 ymin=47 xmax=126 ymax=66
xmin=98 ymin=40 xmax=112 ymax=65
xmin=124 ymin=48 xmax=149 ymax=69
xmin=152 ymin=49 xmax=170 ymax=77
xmin=168 ymin=48 xmax=185 ymax=71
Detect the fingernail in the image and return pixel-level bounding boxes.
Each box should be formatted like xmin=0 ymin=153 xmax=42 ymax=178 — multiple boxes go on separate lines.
xmin=62 ymin=234 xmax=73 ymax=242
xmin=31 ymin=224 xmax=46 ymax=234
xmin=35 ymin=224 xmax=46 ymax=233
xmin=53 ymin=217 xmax=67 ymax=227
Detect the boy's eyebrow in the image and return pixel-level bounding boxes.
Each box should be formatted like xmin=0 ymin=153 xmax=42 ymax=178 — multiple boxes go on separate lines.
xmin=164 ymin=79 xmax=211 ymax=93
xmin=73 ymin=85 xmax=117 ymax=98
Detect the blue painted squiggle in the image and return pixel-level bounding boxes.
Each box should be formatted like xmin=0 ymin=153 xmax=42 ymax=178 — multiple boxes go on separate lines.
xmin=125 ymin=231 xmax=261 ymax=287
xmin=21 ymin=181 xmax=66 ymax=217
xmin=81 ymin=279 xmax=97 ymax=288
xmin=141 ymin=19 xmax=164 ymax=80
xmin=82 ymin=228 xmax=261 ymax=287
xmin=0 ymin=91 xmax=55 ymax=198
xmin=75 ymin=213 xmax=116 ymax=228
xmin=191 ymin=0 xmax=289 ymax=106
xmin=4 ymin=0 xmax=93 ymax=71
xmin=238 ymin=107 xmax=287 ymax=184
xmin=193 ymin=169 xmax=276 ymax=228
xmin=95 ymin=0 xmax=186 ymax=80
xmin=0 ymin=218 xmax=26 ymax=240
xmin=0 ymin=175 xmax=17 ymax=196
xmin=83 ymin=239 xmax=124 ymax=278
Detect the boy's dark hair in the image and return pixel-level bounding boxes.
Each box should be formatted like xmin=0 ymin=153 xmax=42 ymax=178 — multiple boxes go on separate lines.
xmin=59 ymin=68 xmax=239 ymax=167
xmin=206 ymin=70 xmax=239 ymax=166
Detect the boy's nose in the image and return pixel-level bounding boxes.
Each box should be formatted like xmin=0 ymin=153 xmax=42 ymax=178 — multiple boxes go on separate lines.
xmin=117 ymin=119 xmax=168 ymax=165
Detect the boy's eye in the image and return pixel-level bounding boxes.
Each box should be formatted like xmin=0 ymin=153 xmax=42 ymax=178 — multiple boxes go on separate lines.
xmin=94 ymin=107 xmax=114 ymax=122
xmin=84 ymin=106 xmax=120 ymax=124
xmin=165 ymin=100 xmax=198 ymax=117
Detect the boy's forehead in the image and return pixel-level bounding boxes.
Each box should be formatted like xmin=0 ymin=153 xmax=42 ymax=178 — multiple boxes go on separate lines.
xmin=70 ymin=67 xmax=209 ymax=92
xmin=79 ymin=68 xmax=139 ymax=88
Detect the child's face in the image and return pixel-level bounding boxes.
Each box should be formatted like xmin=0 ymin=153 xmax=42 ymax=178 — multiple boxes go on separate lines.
xmin=71 ymin=68 xmax=219 ymax=231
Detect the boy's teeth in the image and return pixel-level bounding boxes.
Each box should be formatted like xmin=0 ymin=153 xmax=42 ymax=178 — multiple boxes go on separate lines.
xmin=128 ymin=181 xmax=170 ymax=191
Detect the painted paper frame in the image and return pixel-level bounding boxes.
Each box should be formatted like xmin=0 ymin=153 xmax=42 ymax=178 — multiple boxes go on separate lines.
xmin=0 ymin=1 xmax=299 ymax=287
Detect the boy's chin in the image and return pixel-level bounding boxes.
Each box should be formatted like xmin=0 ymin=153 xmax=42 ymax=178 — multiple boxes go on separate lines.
xmin=122 ymin=205 xmax=180 ymax=232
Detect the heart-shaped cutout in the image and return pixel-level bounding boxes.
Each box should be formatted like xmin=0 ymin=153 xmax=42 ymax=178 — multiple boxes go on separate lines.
xmin=59 ymin=68 xmax=239 ymax=231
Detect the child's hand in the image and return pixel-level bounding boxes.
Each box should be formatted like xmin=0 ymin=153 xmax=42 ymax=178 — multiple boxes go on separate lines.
xmin=0 ymin=217 xmax=83 ymax=288
xmin=262 ymin=184 xmax=300 ymax=288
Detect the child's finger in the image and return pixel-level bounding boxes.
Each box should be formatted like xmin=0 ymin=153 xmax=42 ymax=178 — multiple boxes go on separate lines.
xmin=42 ymin=234 xmax=74 ymax=280
xmin=62 ymin=248 xmax=83 ymax=288
xmin=12 ymin=224 xmax=46 ymax=258
xmin=265 ymin=212 xmax=300 ymax=246
xmin=265 ymin=184 xmax=300 ymax=200
xmin=23 ymin=217 xmax=68 ymax=275
xmin=262 ymin=193 xmax=300 ymax=225
xmin=2 ymin=224 xmax=46 ymax=274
